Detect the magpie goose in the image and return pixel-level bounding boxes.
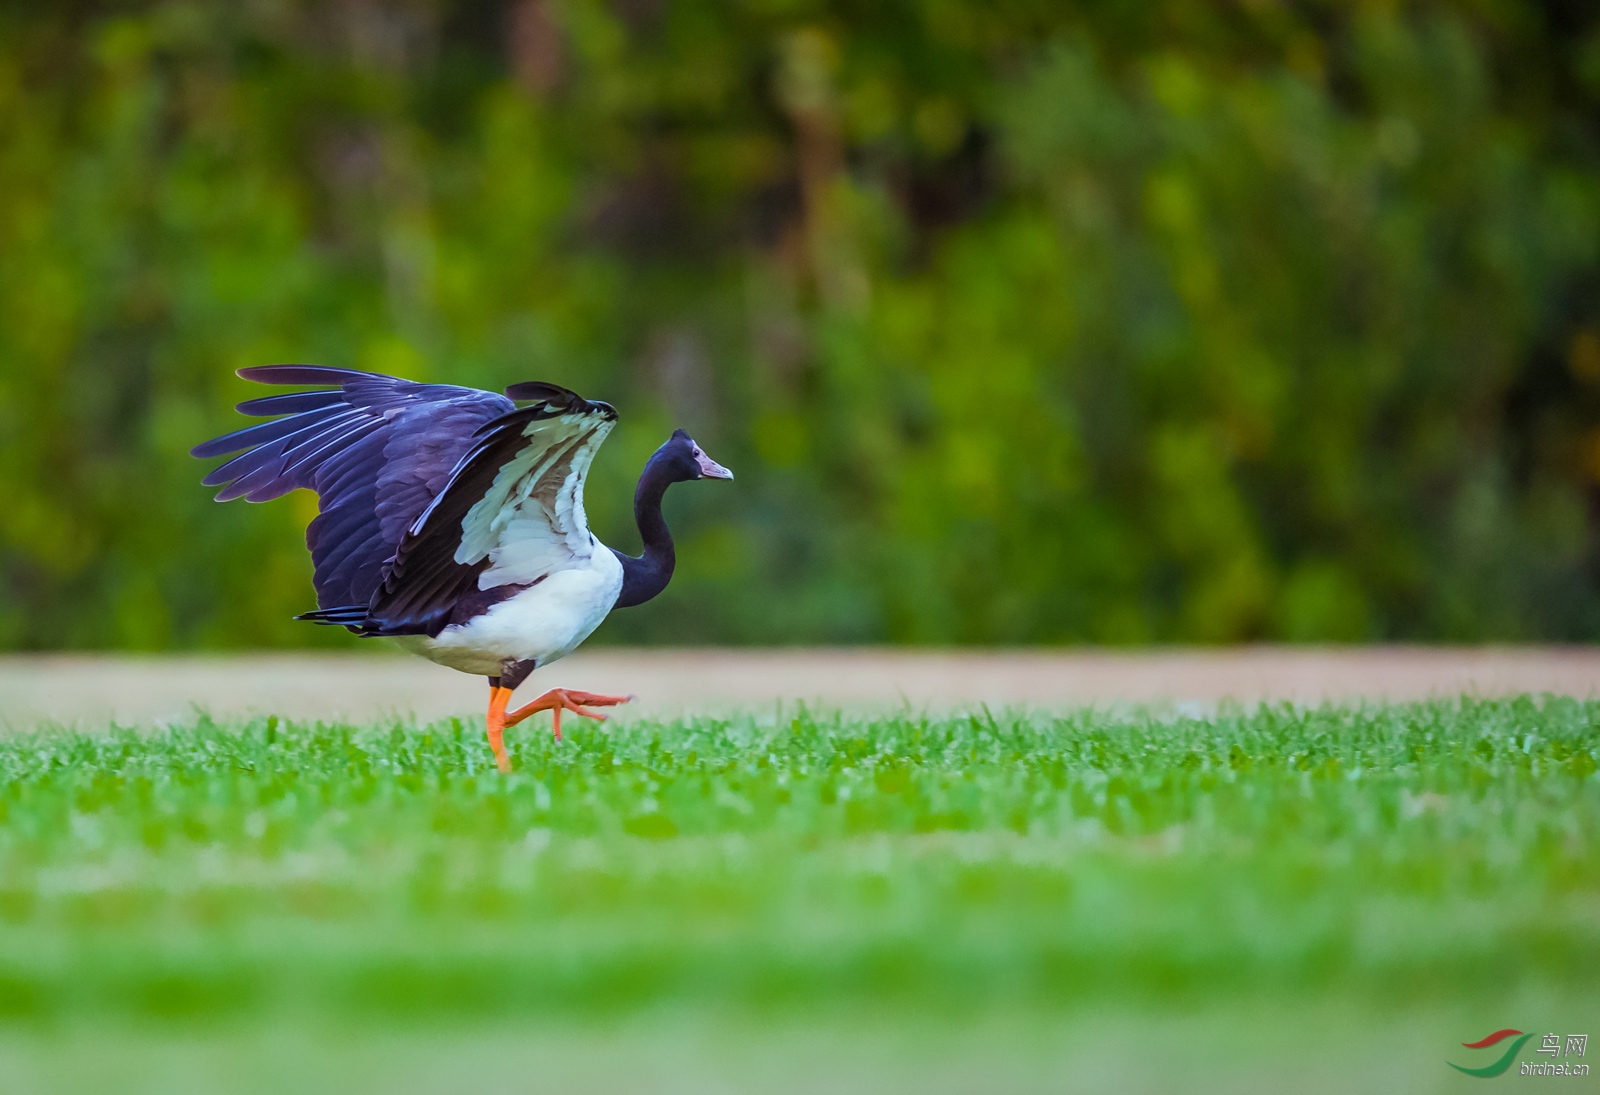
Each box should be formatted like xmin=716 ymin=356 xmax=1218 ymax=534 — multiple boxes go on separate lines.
xmin=192 ymin=366 xmax=731 ymax=771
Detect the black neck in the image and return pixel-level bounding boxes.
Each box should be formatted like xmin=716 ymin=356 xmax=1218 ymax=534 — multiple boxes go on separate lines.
xmin=612 ymin=452 xmax=678 ymax=608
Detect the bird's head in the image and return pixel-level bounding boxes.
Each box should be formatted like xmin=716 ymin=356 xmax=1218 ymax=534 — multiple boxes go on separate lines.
xmin=655 ymin=429 xmax=733 ymax=483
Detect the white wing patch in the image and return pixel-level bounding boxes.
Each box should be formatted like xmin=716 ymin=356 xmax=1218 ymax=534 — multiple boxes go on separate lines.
xmin=453 ymin=411 xmax=615 ymax=590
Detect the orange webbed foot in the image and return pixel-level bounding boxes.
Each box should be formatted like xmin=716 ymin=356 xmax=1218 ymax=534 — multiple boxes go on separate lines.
xmin=504 ymin=688 xmax=633 ymax=740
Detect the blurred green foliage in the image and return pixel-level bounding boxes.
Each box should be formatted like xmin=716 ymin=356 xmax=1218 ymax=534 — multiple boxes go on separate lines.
xmin=2 ymin=1 xmax=1600 ymax=648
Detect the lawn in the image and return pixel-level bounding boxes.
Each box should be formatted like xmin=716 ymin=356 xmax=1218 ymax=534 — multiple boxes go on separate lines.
xmin=0 ymin=698 xmax=1595 ymax=1092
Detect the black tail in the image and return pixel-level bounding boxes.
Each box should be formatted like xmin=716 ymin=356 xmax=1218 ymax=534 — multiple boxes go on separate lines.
xmin=295 ymin=605 xmax=373 ymax=633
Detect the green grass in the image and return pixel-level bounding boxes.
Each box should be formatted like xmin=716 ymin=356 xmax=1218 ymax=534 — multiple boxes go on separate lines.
xmin=0 ymin=697 xmax=1595 ymax=1034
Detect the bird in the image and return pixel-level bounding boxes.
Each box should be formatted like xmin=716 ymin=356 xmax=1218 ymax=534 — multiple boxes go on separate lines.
xmin=191 ymin=365 xmax=732 ymax=772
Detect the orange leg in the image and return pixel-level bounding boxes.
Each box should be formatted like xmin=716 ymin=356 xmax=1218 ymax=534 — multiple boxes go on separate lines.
xmin=486 ymin=686 xmax=515 ymax=773
xmin=503 ymin=688 xmax=633 ymax=741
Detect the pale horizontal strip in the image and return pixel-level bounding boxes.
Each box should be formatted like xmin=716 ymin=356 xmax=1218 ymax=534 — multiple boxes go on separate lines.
xmin=0 ymin=647 xmax=1596 ymax=729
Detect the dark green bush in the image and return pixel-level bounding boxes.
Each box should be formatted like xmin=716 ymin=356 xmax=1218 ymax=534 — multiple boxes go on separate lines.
xmin=2 ymin=2 xmax=1598 ymax=647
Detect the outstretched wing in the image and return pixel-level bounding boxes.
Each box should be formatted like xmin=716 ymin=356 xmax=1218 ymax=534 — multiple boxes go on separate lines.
xmin=192 ymin=366 xmax=514 ymax=609
xmin=348 ymin=386 xmax=619 ymax=637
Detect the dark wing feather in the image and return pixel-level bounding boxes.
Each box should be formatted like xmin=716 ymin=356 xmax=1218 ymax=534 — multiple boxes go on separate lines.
xmin=193 ymin=367 xmax=514 ymax=610
xmin=236 ymin=364 xmax=374 ymax=386
xmin=193 ymin=408 xmax=359 ymax=462
xmin=504 ymin=380 xmax=581 ymax=402
xmin=234 ymin=389 xmax=348 ymax=416
xmin=353 ymin=390 xmax=618 ymax=636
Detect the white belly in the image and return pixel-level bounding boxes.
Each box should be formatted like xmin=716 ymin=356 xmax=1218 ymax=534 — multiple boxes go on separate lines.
xmin=394 ymin=548 xmax=624 ymax=677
